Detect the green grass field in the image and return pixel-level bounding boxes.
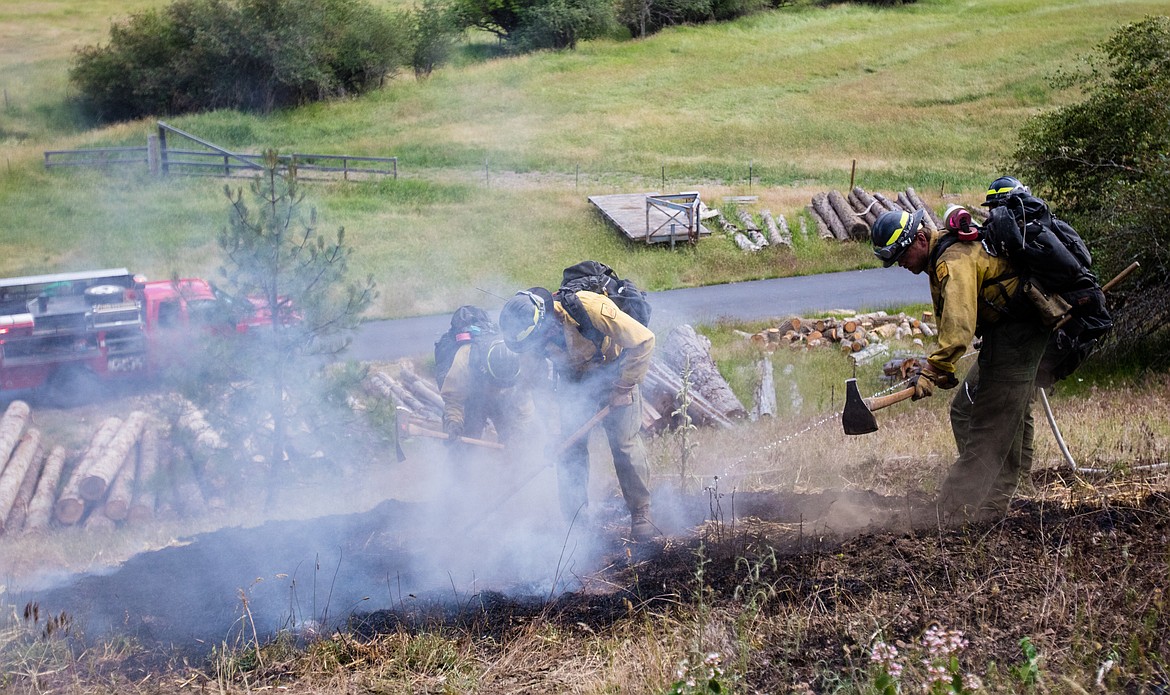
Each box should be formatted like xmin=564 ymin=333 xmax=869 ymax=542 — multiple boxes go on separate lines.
xmin=0 ymin=0 xmax=1164 ymax=318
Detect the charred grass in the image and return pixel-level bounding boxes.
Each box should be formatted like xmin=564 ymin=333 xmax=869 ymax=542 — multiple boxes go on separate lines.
xmin=4 ymin=479 xmax=1170 ymax=693
xmin=3 ymin=360 xmax=1169 ymax=694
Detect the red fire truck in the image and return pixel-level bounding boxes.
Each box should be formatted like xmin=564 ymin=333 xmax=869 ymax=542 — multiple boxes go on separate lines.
xmin=0 ymin=268 xmax=273 ymax=404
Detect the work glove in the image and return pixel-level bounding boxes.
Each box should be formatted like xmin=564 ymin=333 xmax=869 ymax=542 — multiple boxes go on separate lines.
xmin=609 ymin=382 xmax=635 ymax=408
xmin=897 ymin=357 xmax=928 ymax=382
xmin=927 ymin=365 xmax=959 ymax=390
xmin=913 ymin=364 xmax=958 ymax=400
xmin=443 ymin=421 xmax=464 ymax=445
xmin=910 ymin=372 xmax=934 ymax=401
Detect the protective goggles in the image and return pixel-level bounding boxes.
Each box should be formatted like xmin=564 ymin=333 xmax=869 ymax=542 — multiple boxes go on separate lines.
xmin=874 ymin=212 xmax=919 ymax=267
xmin=507 ymin=290 xmax=546 ymax=345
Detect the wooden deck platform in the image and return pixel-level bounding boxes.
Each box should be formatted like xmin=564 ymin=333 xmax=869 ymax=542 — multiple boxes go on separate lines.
xmin=588 ymin=192 xmax=712 ymax=245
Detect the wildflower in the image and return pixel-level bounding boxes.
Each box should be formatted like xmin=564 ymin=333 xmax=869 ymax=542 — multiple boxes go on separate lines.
xmin=703 ymin=652 xmax=724 ymax=679
xmin=962 ymin=673 xmax=983 ymax=691
xmin=870 ymin=641 xmax=903 ymax=679
xmin=922 ymin=625 xmax=967 ymax=659
xmin=925 ymin=662 xmax=951 ymax=687
xmin=871 ymin=642 xmax=898 ymax=661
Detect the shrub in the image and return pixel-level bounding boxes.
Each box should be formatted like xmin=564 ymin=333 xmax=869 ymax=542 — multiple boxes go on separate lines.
xmin=512 ymin=0 xmax=616 ymax=50
xmin=1011 ymin=16 xmax=1170 ymax=369
xmin=410 ymin=0 xmax=458 ymax=78
xmin=452 ymin=0 xmax=614 ymax=51
xmin=70 ymin=0 xmax=408 ymax=122
xmin=616 ymin=0 xmax=713 ymax=38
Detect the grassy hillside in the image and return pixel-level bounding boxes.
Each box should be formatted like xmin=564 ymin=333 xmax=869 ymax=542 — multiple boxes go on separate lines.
xmin=0 ymin=0 xmax=1163 ymax=317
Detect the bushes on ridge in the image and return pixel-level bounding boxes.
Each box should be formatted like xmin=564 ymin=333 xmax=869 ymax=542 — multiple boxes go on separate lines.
xmin=70 ymin=0 xmax=410 ymax=122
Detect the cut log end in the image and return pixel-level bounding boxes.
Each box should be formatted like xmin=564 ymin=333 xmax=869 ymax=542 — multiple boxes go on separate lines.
xmin=54 ymin=498 xmax=85 ymax=526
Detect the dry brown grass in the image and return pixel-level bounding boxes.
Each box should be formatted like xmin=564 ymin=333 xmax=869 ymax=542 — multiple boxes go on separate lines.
xmin=2 ymin=350 xmax=1167 ymax=694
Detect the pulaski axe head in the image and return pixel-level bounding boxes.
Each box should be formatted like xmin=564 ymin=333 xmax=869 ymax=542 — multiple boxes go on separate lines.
xmin=841 ymin=379 xmax=918 ymax=435
xmin=842 ymin=378 xmax=879 ymax=435
xmin=394 ymin=407 xmax=410 ymax=461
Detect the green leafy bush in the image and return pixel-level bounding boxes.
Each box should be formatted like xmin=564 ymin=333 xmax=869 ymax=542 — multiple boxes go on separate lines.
xmin=1012 ymin=16 xmax=1170 ymax=368
xmin=453 ymin=0 xmax=615 ymax=50
xmin=70 ymin=0 xmax=408 ymax=122
xmin=410 ymin=0 xmax=458 ymax=78
xmin=512 ymin=0 xmax=616 ymax=49
xmin=616 ymin=0 xmax=712 ymax=38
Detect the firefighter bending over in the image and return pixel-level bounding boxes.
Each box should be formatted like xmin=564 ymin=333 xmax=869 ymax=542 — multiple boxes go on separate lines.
xmin=434 ymin=306 xmax=535 ymax=452
xmin=498 ymin=287 xmax=657 ymax=542
xmin=871 ymin=180 xmax=1049 ymax=519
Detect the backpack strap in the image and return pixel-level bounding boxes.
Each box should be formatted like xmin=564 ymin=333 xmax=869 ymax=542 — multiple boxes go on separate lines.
xmin=930 ymin=231 xmax=1020 ymax=318
xmin=556 ymin=290 xmax=607 ymax=355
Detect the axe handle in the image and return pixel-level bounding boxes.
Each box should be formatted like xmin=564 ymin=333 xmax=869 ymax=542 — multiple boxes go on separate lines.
xmin=553 ymin=405 xmax=612 ymax=457
xmin=1053 ymin=260 xmax=1140 ymax=331
xmin=864 ymin=386 xmax=916 ymax=412
xmin=405 ymin=422 xmax=505 ymax=450
xmin=1101 ymin=260 xmax=1140 ymax=293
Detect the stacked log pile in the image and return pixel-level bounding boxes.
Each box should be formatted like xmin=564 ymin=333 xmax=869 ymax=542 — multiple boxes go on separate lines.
xmin=0 ymin=398 xmax=243 ymax=537
xmin=368 ymin=369 xmax=444 ymax=423
xmin=642 ymin=325 xmax=747 ymax=430
xmin=745 ymin=311 xmax=936 ymax=363
xmin=808 ymin=186 xmax=943 ymax=243
xmin=367 ymin=324 xmax=748 ymax=435
xmin=716 ymin=209 xmax=794 ymax=253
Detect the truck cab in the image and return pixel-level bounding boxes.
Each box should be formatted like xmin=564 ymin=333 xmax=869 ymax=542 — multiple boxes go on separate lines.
xmin=0 ymin=269 xmax=275 ymax=405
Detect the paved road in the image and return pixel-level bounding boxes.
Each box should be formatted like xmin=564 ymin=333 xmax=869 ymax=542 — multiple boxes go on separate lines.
xmin=344 ymin=267 xmax=930 ymax=362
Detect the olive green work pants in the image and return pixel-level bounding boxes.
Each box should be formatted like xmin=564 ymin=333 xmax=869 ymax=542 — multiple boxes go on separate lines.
xmin=556 ymin=379 xmax=651 ymax=522
xmin=939 ymin=319 xmax=1049 ymax=516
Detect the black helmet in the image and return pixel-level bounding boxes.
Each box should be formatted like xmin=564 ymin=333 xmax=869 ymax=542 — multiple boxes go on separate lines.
xmin=871 ymin=209 xmax=924 ymax=267
xmin=482 ymin=339 xmax=521 ymax=386
xmin=450 ymin=305 xmax=492 ymax=333
xmin=983 ymin=176 xmax=1029 ymax=208
xmin=499 ymin=288 xmax=551 ymax=352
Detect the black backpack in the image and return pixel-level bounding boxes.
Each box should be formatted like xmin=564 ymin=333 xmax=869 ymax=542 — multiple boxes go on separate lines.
xmin=556 ymin=261 xmax=651 ymax=349
xmin=434 ymin=305 xmax=494 ymax=389
xmin=978 ymin=194 xmax=1112 ymax=385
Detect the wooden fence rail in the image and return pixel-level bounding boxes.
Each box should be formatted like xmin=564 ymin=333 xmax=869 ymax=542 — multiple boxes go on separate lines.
xmin=44 ymin=147 xmax=149 ymax=169
xmin=42 ymin=121 xmax=397 ymax=181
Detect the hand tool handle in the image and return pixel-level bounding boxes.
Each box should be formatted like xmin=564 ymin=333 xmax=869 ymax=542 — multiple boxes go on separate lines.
xmin=864 ymin=386 xmax=916 ymax=412
xmin=553 ymin=404 xmax=612 ymax=457
xmin=406 ymin=422 xmax=506 ymax=449
xmin=1053 ymin=260 xmax=1140 ymax=331
xmin=1101 ymin=260 xmax=1141 ymax=293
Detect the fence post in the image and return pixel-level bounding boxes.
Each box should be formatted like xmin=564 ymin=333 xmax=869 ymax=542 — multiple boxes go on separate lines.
xmin=147 ymin=134 xmax=161 ymax=176
xmin=158 ymin=124 xmax=169 ymax=176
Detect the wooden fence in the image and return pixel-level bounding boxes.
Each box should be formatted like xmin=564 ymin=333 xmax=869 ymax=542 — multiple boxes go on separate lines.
xmin=44 ymin=121 xmax=397 ymax=181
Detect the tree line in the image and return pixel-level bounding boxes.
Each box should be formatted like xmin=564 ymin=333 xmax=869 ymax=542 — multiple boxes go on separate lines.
xmin=72 ymin=0 xmax=893 ymax=122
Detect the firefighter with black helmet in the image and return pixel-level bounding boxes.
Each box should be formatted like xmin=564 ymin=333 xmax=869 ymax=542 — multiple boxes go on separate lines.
xmin=872 ymin=186 xmax=1050 ymax=520
xmin=499 ymin=285 xmax=657 ymax=542
xmin=983 ymin=176 xmax=1030 ymax=208
xmin=435 ymin=306 xmax=535 ymax=452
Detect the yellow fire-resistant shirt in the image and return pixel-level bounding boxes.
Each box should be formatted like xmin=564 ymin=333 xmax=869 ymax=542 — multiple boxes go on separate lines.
xmin=549 ymin=291 xmax=655 ymax=389
xmin=927 ymin=231 xmax=1020 ymax=375
xmin=440 ymin=342 xmax=536 ymax=435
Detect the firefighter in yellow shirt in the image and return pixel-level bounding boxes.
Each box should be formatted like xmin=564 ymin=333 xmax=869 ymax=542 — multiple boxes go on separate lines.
xmin=434 ymin=305 xmax=535 ymax=453
xmin=498 ymin=286 xmax=657 ymax=542
xmin=872 ymin=204 xmax=1049 ymax=519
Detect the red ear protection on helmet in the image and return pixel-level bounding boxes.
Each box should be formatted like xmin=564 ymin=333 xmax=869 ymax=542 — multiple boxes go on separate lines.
xmin=944 ymin=205 xmax=979 ymax=241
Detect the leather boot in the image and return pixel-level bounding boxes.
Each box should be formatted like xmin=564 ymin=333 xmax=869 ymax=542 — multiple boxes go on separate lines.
xmin=630 ymin=508 xmax=656 ymax=542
